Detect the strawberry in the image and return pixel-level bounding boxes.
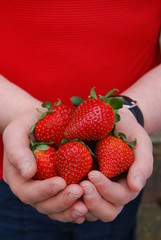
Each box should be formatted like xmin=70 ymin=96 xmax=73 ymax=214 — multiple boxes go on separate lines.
xmin=55 ymin=141 xmax=93 ymax=185
xmin=32 ymin=143 xmax=58 ymax=180
xmin=33 ymin=100 xmax=73 ymax=148
xmin=64 ymin=88 xmax=123 ymax=141
xmin=95 ymin=135 xmax=136 ymax=178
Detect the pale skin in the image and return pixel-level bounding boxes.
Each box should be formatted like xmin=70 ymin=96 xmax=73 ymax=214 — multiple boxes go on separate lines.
xmin=1 ymin=64 xmax=161 ymax=223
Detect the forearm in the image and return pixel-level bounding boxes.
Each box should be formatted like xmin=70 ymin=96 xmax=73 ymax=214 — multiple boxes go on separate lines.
xmin=0 ymin=75 xmax=41 ymax=133
xmin=122 ymin=64 xmax=161 ymax=134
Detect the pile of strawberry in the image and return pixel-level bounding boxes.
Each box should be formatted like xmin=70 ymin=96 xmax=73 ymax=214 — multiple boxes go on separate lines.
xmin=30 ymin=88 xmax=136 ymax=184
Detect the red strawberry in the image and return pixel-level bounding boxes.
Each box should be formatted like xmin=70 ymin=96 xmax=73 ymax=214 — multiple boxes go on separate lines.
xmin=95 ymin=135 xmax=135 ymax=178
xmin=33 ymin=101 xmax=73 ymax=148
xmin=55 ymin=141 xmax=93 ymax=185
xmin=64 ymin=89 xmax=116 ymax=141
xmin=32 ymin=144 xmax=58 ymax=180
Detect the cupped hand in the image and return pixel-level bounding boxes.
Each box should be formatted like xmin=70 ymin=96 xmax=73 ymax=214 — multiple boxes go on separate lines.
xmin=2 ymin=110 xmax=88 ymax=223
xmin=80 ymin=107 xmax=153 ymax=222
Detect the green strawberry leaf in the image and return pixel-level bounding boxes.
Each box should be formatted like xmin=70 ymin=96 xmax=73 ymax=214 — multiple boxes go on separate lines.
xmin=61 ymin=139 xmax=70 ymax=145
xmin=79 ymin=140 xmax=96 ymax=157
xmin=54 ymin=99 xmax=62 ymax=106
xmin=30 ymin=138 xmax=54 ymax=152
xmin=36 ymin=110 xmax=48 ymax=120
xmin=101 ymin=96 xmax=124 ymax=110
xmin=85 ymin=144 xmax=96 ymax=157
xmin=30 ymin=123 xmax=36 ymax=133
xmin=107 ymin=97 xmax=124 ymax=110
xmin=36 ymin=144 xmax=49 ymax=151
xmin=118 ymin=132 xmax=137 ymax=148
xmin=104 ymin=88 xmax=119 ymax=98
xmin=71 ymin=96 xmax=84 ymax=107
xmin=127 ymin=139 xmax=137 ymax=148
xmin=110 ymin=124 xmax=117 ymax=137
xmin=115 ymin=112 xmax=121 ymax=123
xmin=36 ymin=101 xmax=55 ymax=120
xmin=110 ymin=130 xmax=137 ymax=148
xmin=118 ymin=132 xmax=127 ymax=141
xmin=42 ymin=101 xmax=53 ymax=109
xmin=90 ymin=87 xmax=98 ymax=99
xmin=29 ymin=138 xmax=35 ymax=147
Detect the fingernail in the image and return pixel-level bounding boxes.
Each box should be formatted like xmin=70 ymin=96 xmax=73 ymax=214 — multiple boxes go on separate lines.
xmin=72 ymin=211 xmax=85 ymax=224
xmin=68 ymin=192 xmax=82 ymax=201
xmin=82 ymin=186 xmax=94 ymax=195
xmin=52 ymin=184 xmax=65 ymax=192
xmin=134 ymin=175 xmax=143 ymax=191
xmin=72 ymin=210 xmax=83 ymax=218
xmin=20 ymin=161 xmax=31 ymax=176
xmin=89 ymin=174 xmax=99 ymax=184
xmin=75 ymin=217 xmax=85 ymax=224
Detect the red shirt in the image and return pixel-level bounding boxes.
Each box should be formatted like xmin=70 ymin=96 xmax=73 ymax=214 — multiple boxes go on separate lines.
xmin=0 ymin=0 xmax=161 ymax=179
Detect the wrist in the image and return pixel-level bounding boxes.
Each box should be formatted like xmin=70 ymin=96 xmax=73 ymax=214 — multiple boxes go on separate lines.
xmin=119 ymin=95 xmax=144 ymax=127
xmin=0 ymin=75 xmax=42 ymax=132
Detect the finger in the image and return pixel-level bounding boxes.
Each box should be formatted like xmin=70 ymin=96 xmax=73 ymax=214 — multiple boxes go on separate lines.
xmin=80 ymin=180 xmax=123 ymax=222
xmin=34 ymin=184 xmax=84 ymax=214
xmin=127 ymin=131 xmax=154 ymax=192
xmin=48 ymin=200 xmax=88 ymax=224
xmin=88 ymin=171 xmax=138 ymax=206
xmin=20 ymin=178 xmax=67 ymax=205
xmin=85 ymin=212 xmax=98 ymax=222
xmin=3 ymin=112 xmax=39 ymax=179
xmin=4 ymin=156 xmax=87 ymax=223
xmin=4 ymin=156 xmax=66 ymax=204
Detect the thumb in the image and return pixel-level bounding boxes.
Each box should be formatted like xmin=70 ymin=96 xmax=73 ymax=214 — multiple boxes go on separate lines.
xmin=3 ymin=116 xmax=37 ymax=179
xmin=127 ymin=136 xmax=153 ymax=192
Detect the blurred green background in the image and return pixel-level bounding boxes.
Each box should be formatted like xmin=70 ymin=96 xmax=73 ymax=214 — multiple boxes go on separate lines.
xmin=136 ymin=33 xmax=161 ymax=240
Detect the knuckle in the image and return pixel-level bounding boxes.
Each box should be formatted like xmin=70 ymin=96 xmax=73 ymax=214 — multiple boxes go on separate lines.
xmin=101 ymin=206 xmax=123 ymax=222
xmin=17 ymin=184 xmax=30 ymax=205
xmin=102 ymin=212 xmax=116 ymax=222
xmin=60 ymin=192 xmax=77 ymax=206
xmin=85 ymin=214 xmax=98 ymax=222
xmin=39 ymin=183 xmax=54 ymax=199
xmin=59 ymin=194 xmax=68 ymax=207
xmin=36 ymin=204 xmax=46 ymax=215
xmin=48 ymin=212 xmax=72 ymax=222
xmin=86 ymin=201 xmax=98 ymax=212
xmin=18 ymin=191 xmax=30 ymax=205
xmin=112 ymin=195 xmax=125 ymax=206
xmin=48 ymin=214 xmax=56 ymax=220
